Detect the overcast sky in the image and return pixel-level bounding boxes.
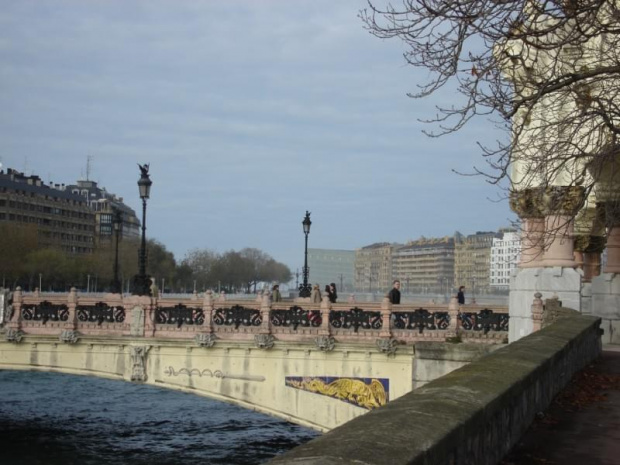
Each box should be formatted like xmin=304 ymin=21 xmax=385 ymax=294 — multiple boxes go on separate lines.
xmin=0 ymin=0 xmax=515 ymax=271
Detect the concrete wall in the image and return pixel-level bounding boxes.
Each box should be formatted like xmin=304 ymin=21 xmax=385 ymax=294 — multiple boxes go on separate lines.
xmin=268 ymin=313 xmax=601 ymax=465
xmin=0 ymin=336 xmax=415 ymax=432
xmin=412 ymin=342 xmax=500 ymax=389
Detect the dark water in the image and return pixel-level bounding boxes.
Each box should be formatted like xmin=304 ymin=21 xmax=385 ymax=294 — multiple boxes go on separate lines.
xmin=0 ymin=370 xmax=318 ymax=465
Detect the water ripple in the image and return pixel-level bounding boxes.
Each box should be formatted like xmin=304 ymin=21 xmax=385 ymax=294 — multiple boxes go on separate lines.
xmin=0 ymin=370 xmax=318 ymax=464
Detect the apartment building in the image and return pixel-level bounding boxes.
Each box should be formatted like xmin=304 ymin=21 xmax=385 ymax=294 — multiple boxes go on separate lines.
xmin=0 ymin=169 xmax=95 ymax=253
xmin=66 ymin=179 xmax=140 ymax=244
xmin=454 ymin=231 xmax=500 ymax=296
xmin=392 ymin=236 xmax=455 ymax=294
xmin=354 ymin=242 xmax=399 ymax=293
xmin=490 ymin=229 xmax=521 ymax=291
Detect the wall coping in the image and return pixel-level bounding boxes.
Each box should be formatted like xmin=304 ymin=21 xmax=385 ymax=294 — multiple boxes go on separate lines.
xmin=268 ymin=313 xmax=602 ymax=465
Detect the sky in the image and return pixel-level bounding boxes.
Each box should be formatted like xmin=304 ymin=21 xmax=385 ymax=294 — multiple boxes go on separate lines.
xmin=0 ymin=0 xmax=515 ymax=271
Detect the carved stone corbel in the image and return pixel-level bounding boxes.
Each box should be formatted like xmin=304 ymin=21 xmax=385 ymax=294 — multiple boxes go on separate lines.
xmin=314 ymin=335 xmax=335 ymax=352
xmin=5 ymin=328 xmax=24 ymax=343
xmin=376 ymin=337 xmax=398 ymax=355
xmin=195 ymin=333 xmax=216 ymax=348
xmin=254 ymin=334 xmax=275 ymax=350
xmin=130 ymin=345 xmax=151 ymax=381
xmin=59 ymin=330 xmax=80 ymax=344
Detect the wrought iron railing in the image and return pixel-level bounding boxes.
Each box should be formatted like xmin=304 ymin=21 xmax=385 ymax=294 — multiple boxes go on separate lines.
xmin=213 ymin=305 xmax=261 ymax=329
xmin=77 ymin=302 xmax=125 ymax=325
xmin=330 ymin=307 xmax=382 ymax=332
xmin=156 ymin=304 xmax=204 ymax=328
xmin=271 ymin=306 xmax=322 ymax=330
xmin=459 ymin=309 xmax=509 ymax=333
xmin=393 ymin=309 xmax=450 ymax=333
xmin=21 ymin=301 xmax=69 ymax=324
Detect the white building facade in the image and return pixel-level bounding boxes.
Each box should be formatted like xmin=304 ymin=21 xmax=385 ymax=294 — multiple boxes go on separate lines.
xmin=490 ymin=231 xmax=521 ymax=291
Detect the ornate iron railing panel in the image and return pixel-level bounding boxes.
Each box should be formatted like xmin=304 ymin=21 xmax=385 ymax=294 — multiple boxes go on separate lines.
xmin=271 ymin=306 xmax=322 ymax=330
xmin=156 ymin=304 xmax=204 ymax=328
xmin=459 ymin=309 xmax=509 ymax=333
xmin=330 ymin=307 xmax=381 ymax=333
xmin=213 ymin=305 xmax=261 ymax=329
xmin=393 ymin=309 xmax=450 ymax=333
xmin=77 ymin=302 xmax=125 ymax=326
xmin=21 ymin=301 xmax=69 ymax=324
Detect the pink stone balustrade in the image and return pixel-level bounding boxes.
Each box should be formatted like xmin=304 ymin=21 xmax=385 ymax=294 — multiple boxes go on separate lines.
xmin=5 ymin=288 xmax=509 ymax=345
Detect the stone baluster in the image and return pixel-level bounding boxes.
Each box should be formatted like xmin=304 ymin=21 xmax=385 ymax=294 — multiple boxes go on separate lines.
xmin=7 ymin=286 xmax=23 ymax=330
xmin=447 ymin=295 xmax=460 ymax=337
xmin=255 ymin=290 xmax=263 ymax=303
xmin=531 ymin=292 xmax=544 ymax=332
xmin=260 ymin=292 xmax=272 ymax=334
xmin=379 ymin=296 xmax=392 ymax=338
xmin=319 ymin=295 xmax=331 ymax=336
xmin=65 ymin=287 xmax=78 ymax=330
xmin=202 ymin=290 xmax=214 ymax=333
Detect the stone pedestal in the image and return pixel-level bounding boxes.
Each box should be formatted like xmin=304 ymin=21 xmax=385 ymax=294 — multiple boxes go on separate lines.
xmin=591 ymin=273 xmax=620 ymax=344
xmin=509 ymin=266 xmax=582 ymax=342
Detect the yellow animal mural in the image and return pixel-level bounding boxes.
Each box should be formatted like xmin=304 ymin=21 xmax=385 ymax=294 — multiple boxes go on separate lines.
xmin=285 ymin=376 xmax=388 ymax=409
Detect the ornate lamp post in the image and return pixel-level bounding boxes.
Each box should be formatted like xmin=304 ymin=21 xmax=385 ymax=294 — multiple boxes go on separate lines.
xmin=132 ymin=164 xmax=152 ymax=296
xmin=298 ymin=211 xmax=312 ymax=297
xmin=111 ymin=209 xmax=123 ymax=294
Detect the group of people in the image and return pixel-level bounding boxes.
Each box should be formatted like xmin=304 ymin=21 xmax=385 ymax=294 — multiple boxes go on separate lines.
xmin=271 ymin=280 xmax=468 ymax=306
xmin=309 ymin=283 xmax=338 ymax=303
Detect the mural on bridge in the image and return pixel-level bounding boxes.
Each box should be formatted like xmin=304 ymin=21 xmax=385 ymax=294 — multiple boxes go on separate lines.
xmin=285 ymin=376 xmax=388 ymax=410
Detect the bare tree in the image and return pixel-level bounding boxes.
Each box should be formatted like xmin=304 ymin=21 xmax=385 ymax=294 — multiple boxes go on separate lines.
xmin=361 ymin=1 xmax=620 ymax=206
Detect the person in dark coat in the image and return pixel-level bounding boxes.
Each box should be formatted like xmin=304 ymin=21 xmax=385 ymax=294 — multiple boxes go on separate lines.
xmin=387 ymin=280 xmax=401 ymax=304
xmin=457 ymin=286 xmax=465 ymax=305
xmin=328 ymin=283 xmax=338 ymax=303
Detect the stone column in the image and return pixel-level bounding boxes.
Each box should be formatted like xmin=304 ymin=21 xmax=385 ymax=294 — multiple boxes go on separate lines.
xmin=541 ymin=186 xmax=585 ymax=268
xmin=7 ymin=287 xmax=23 ymax=331
xmin=531 ymin=292 xmax=544 ymax=332
xmin=510 ymin=189 xmax=545 ymax=268
xmin=319 ymin=295 xmax=331 ymax=336
xmin=65 ymin=287 xmax=78 ymax=330
xmin=259 ymin=292 xmax=272 ymax=334
xmin=202 ymin=290 xmax=214 ymax=334
xmin=379 ymin=296 xmax=392 ymax=338
xmin=447 ymin=295 xmax=460 ymax=337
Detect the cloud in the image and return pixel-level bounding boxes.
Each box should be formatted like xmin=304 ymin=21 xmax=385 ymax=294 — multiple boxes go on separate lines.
xmin=0 ymin=0 xmax=513 ymax=270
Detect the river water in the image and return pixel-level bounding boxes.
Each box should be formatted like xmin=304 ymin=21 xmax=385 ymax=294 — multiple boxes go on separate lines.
xmin=0 ymin=370 xmax=318 ymax=465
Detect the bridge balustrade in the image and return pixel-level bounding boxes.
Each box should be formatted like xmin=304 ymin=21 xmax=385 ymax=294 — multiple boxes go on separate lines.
xmin=3 ymin=288 xmax=509 ymax=346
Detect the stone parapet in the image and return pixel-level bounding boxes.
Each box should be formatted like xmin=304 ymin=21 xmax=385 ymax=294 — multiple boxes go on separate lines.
xmin=267 ymin=313 xmax=601 ymax=465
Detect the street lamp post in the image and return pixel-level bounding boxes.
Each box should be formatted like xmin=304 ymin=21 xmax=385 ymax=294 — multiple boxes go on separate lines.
xmin=298 ymin=211 xmax=312 ymax=297
xmin=111 ymin=209 xmax=123 ymax=294
xmin=133 ymin=164 xmax=152 ymax=296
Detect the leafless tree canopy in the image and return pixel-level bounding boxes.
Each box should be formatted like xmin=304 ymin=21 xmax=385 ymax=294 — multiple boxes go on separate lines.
xmin=360 ymin=1 xmax=620 ymax=203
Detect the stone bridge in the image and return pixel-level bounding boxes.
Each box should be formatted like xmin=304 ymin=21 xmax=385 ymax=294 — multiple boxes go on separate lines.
xmin=0 ymin=289 xmax=508 ymax=431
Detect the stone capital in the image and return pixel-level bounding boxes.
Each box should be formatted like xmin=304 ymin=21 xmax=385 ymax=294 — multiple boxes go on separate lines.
xmin=509 ymin=188 xmax=545 ymax=219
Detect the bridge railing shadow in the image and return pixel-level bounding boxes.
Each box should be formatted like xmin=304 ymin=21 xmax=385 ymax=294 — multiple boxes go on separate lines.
xmin=3 ymin=288 xmax=508 ymax=347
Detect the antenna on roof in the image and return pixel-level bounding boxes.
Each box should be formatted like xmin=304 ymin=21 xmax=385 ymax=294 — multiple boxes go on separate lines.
xmin=86 ymin=155 xmax=93 ymax=181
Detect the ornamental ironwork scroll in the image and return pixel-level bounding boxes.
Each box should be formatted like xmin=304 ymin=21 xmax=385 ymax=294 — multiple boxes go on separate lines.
xmin=156 ymin=304 xmax=204 ymax=328
xmin=459 ymin=309 xmax=509 ymax=334
xmin=271 ymin=306 xmax=322 ymax=330
xmin=330 ymin=307 xmax=381 ymax=333
xmin=77 ymin=302 xmax=125 ymax=326
xmin=393 ymin=309 xmax=450 ymax=333
xmin=21 ymin=301 xmax=69 ymax=324
xmin=213 ymin=305 xmax=261 ymax=329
